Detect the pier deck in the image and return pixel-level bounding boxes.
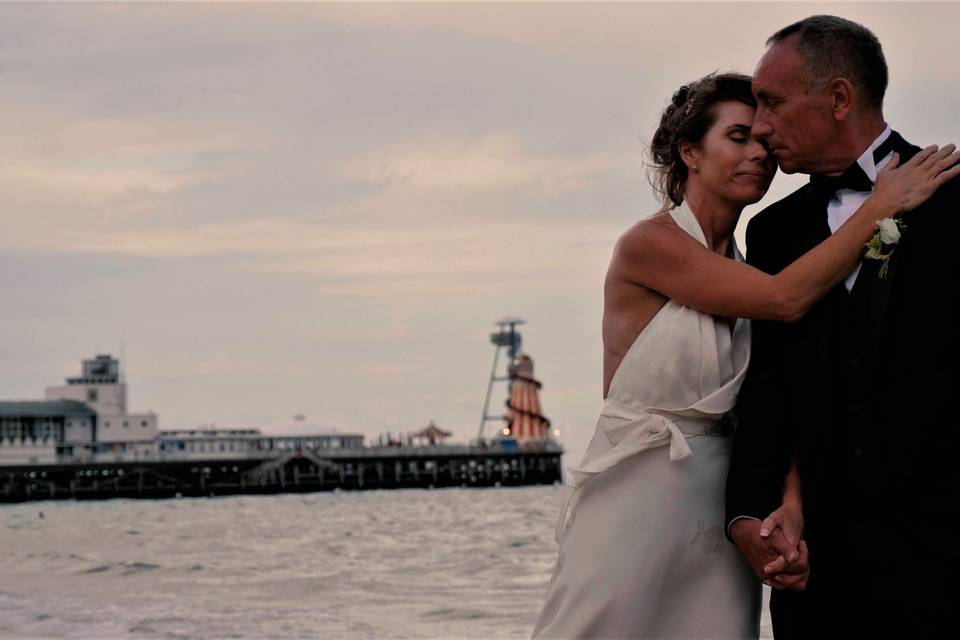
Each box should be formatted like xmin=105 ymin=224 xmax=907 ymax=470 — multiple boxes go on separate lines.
xmin=0 ymin=441 xmax=564 ymax=503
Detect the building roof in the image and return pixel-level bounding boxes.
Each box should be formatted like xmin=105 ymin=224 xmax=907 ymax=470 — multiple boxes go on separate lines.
xmin=261 ymin=415 xmax=360 ymax=437
xmin=159 ymin=428 xmax=262 ymax=439
xmin=0 ymin=400 xmax=96 ymax=419
xmin=157 ymin=428 xmax=365 ymax=440
xmin=411 ymin=421 xmax=452 ymax=439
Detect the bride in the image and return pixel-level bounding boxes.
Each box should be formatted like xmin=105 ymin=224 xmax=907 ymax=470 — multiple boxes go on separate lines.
xmin=531 ymin=73 xmax=958 ymax=639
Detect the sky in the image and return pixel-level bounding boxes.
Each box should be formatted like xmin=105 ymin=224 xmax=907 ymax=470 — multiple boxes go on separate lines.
xmin=2 ymin=2 xmax=958 ymax=466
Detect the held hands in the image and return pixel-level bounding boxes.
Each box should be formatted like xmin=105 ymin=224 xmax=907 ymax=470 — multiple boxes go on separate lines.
xmin=758 ymin=500 xmax=808 ymax=591
xmin=874 ymin=143 xmax=960 ymax=214
xmin=729 ymin=512 xmax=809 ymax=593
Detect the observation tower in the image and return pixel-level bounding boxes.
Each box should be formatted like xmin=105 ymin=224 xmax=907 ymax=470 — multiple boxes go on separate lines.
xmin=477 ymin=318 xmax=552 ymax=443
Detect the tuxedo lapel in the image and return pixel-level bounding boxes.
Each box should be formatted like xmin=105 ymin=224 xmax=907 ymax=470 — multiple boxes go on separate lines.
xmin=859 ymin=131 xmax=916 ymax=368
xmin=848 ymin=254 xmax=888 ymax=371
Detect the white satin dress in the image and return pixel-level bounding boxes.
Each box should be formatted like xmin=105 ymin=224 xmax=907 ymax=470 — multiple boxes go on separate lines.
xmin=532 ymin=201 xmax=761 ymax=639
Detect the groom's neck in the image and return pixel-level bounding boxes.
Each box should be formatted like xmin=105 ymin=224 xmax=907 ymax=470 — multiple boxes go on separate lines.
xmin=828 ymin=112 xmax=888 ymax=174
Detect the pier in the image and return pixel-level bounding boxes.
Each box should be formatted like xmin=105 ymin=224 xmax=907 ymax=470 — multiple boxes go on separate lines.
xmin=0 ymin=440 xmax=563 ymax=503
xmin=2 ymin=326 xmax=566 ymax=504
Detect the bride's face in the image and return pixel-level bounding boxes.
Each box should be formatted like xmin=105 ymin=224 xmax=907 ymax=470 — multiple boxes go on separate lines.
xmin=684 ymin=101 xmax=776 ymax=206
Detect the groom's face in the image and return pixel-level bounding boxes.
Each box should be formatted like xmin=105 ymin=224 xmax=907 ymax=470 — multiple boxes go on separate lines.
xmin=751 ymin=39 xmax=837 ymax=175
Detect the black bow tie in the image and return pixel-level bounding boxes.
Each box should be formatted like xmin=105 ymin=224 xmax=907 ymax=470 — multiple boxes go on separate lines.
xmin=809 ymin=134 xmax=899 ymax=201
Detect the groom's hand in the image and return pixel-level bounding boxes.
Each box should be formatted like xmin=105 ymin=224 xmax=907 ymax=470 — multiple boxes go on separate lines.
xmin=729 ymin=519 xmax=809 ymax=591
xmin=764 ymin=539 xmax=810 ymax=592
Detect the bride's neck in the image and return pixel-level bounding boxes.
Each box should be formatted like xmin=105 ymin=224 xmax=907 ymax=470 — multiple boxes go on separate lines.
xmin=682 ymin=184 xmax=742 ymax=255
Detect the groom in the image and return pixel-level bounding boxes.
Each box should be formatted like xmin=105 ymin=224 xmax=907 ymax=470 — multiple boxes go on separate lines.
xmin=726 ymin=15 xmax=960 ymax=638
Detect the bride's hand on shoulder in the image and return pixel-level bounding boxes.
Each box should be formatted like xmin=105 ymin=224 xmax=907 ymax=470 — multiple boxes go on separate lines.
xmin=874 ymin=143 xmax=960 ymax=213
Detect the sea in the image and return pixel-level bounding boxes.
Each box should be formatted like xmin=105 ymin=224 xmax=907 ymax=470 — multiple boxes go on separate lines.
xmin=0 ymin=485 xmax=773 ymax=639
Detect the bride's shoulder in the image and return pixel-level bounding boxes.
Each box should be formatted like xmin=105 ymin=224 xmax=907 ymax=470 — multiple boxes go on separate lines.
xmin=616 ymin=209 xmax=681 ymax=249
xmin=610 ymin=209 xmax=692 ymax=272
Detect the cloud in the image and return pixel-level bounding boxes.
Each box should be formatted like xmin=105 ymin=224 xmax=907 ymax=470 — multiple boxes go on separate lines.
xmin=336 ymin=130 xmax=617 ymax=198
xmin=47 ymin=214 xmax=616 ymax=301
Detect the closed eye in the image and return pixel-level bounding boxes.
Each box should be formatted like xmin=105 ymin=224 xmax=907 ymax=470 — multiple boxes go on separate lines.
xmin=727 ymin=124 xmax=752 ymax=144
xmin=756 ymin=92 xmax=781 ymax=112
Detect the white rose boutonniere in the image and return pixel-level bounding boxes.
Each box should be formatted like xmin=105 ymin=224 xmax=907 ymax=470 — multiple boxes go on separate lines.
xmin=877 ymin=218 xmax=901 ymax=244
xmin=863 ymin=216 xmax=907 ymax=279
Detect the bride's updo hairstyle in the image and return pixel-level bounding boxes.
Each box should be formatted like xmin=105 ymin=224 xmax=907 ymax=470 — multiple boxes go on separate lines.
xmin=650 ymin=73 xmax=756 ymax=207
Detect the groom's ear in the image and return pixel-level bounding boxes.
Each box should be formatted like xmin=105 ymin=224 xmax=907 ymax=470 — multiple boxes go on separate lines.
xmin=828 ymin=77 xmax=855 ymax=121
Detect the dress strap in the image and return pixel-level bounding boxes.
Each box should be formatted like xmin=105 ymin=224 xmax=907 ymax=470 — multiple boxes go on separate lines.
xmin=668 ymin=201 xmax=708 ymax=248
xmin=669 ymin=200 xmax=745 ymax=262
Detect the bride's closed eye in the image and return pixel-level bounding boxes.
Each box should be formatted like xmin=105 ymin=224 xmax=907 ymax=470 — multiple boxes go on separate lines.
xmin=726 ymin=124 xmax=752 ymax=144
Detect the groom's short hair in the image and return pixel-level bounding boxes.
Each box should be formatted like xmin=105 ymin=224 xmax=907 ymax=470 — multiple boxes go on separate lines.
xmin=769 ymin=15 xmax=888 ymax=111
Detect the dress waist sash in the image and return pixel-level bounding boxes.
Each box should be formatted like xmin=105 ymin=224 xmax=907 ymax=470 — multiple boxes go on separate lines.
xmin=555 ymin=401 xmax=735 ymax=545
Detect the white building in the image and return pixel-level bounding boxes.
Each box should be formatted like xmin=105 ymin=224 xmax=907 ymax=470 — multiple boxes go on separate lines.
xmin=154 ymin=425 xmax=365 ymax=462
xmin=45 ymin=354 xmax=158 ymax=444
xmin=0 ymin=356 xmax=365 ymax=465
xmin=0 ymin=355 xmax=158 ymax=464
xmin=0 ymin=400 xmax=96 ymax=465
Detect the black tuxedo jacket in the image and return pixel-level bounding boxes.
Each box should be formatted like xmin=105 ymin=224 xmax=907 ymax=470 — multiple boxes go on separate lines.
xmin=725 ymin=131 xmax=960 ymax=630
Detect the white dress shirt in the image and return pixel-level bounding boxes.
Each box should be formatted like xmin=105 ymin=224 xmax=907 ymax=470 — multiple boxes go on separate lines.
xmin=827 ymin=125 xmax=894 ymax=291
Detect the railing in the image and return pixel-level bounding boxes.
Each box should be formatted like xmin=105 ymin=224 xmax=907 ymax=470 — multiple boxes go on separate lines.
xmin=315 ymin=440 xmax=564 ymax=458
xmin=1 ymin=437 xmax=563 ymax=466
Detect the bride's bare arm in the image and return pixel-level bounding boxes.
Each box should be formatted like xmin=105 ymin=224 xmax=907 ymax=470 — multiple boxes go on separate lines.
xmin=614 ymin=144 xmax=960 ymax=322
